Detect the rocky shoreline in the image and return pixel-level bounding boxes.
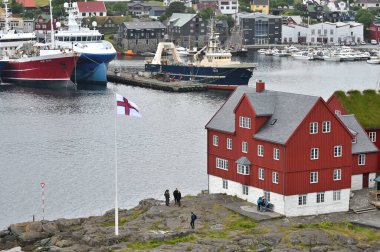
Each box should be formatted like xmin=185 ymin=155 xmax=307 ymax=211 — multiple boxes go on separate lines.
xmin=1 ymin=193 xmax=380 ymax=252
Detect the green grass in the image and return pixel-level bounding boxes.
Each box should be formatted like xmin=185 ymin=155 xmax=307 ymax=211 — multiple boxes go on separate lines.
xmin=225 ymin=211 xmax=257 ymax=232
xmin=334 ymin=90 xmax=380 ymax=128
xmin=124 ymin=234 xmax=198 ymax=250
xmin=35 ymin=0 xmax=49 ymax=6
xmin=98 ymin=209 xmax=146 ymax=227
xmin=294 ymin=221 xmax=380 ymax=242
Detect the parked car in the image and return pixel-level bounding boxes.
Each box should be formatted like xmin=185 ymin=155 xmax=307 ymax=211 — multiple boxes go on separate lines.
xmin=360 ymin=41 xmax=366 ymax=45
xmin=371 ymin=39 xmax=378 ymax=45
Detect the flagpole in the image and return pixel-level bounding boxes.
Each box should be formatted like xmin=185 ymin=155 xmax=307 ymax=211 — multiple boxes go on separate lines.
xmin=114 ymin=107 xmax=119 ymax=236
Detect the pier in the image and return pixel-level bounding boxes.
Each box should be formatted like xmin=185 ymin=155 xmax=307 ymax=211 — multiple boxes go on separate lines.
xmin=107 ymin=69 xmax=237 ymax=92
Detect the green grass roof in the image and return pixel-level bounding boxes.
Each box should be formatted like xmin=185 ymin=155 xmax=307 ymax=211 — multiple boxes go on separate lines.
xmin=35 ymin=0 xmax=49 ymax=7
xmin=334 ymin=90 xmax=380 ymax=129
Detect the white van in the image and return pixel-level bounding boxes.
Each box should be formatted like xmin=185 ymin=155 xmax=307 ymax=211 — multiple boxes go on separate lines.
xmin=371 ymin=39 xmax=378 ymax=45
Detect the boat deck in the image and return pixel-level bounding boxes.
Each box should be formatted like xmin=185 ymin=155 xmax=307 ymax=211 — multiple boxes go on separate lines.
xmin=107 ymin=70 xmax=208 ymax=92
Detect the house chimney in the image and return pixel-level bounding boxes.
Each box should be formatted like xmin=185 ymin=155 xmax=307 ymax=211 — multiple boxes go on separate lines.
xmin=256 ymin=80 xmax=265 ymax=93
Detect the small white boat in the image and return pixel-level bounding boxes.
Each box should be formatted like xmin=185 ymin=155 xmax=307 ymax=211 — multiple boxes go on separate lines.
xmin=273 ymin=50 xmax=290 ymax=57
xmin=367 ymin=56 xmax=380 ymax=64
xmin=258 ymin=49 xmax=266 ymax=54
xmin=292 ymin=51 xmax=313 ymax=60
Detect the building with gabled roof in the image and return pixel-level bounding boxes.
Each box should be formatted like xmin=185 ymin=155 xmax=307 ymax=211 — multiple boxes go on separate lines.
xmin=206 ymin=82 xmax=378 ymax=216
xmin=355 ymin=0 xmax=380 ymax=9
xmin=327 ymin=90 xmax=380 ymax=189
xmin=117 ymin=21 xmax=166 ymax=53
xmin=167 ymin=13 xmax=208 ymax=48
xmin=77 ymin=1 xmax=107 ymax=17
xmin=251 ymin=0 xmax=269 ymax=14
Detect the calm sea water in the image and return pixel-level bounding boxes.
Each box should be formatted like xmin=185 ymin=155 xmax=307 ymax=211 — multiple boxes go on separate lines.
xmin=0 ymin=52 xmax=379 ymax=229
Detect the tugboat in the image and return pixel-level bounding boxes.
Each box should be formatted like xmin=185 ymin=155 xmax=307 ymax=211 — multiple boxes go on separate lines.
xmin=145 ymin=23 xmax=256 ymax=86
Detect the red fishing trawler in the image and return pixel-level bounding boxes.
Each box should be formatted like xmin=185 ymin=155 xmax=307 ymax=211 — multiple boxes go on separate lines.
xmin=1 ymin=52 xmax=79 ymax=87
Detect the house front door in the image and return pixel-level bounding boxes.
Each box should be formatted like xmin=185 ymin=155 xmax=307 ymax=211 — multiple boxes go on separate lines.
xmin=363 ymin=173 xmax=369 ymax=188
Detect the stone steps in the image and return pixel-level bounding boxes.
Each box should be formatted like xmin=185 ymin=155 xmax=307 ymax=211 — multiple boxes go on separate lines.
xmin=352 ymin=207 xmax=377 ymax=214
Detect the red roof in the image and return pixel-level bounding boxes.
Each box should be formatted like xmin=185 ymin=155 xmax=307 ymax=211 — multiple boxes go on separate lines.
xmin=77 ymin=1 xmax=106 ymax=13
xmin=16 ymin=0 xmax=36 ymax=8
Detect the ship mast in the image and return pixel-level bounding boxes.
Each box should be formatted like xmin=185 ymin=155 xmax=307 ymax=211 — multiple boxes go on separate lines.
xmin=49 ymin=0 xmax=55 ymax=47
xmin=4 ymin=0 xmax=10 ymax=33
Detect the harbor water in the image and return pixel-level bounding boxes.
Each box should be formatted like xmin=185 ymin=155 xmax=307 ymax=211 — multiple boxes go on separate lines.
xmin=0 ymin=51 xmax=379 ymax=229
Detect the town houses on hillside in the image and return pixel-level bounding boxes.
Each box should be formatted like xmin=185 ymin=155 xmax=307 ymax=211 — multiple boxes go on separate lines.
xmin=206 ymin=82 xmax=378 ymax=217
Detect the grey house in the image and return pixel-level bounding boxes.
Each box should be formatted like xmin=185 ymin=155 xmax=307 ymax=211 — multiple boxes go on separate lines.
xmin=238 ymin=13 xmax=282 ymax=45
xmin=128 ymin=2 xmax=161 ymax=17
xmin=167 ymin=13 xmax=208 ymax=48
xmin=117 ymin=21 xmax=166 ymax=53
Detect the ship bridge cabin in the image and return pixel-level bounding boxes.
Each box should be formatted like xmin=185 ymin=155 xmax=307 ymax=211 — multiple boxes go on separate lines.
xmin=206 ymin=81 xmax=378 ymax=217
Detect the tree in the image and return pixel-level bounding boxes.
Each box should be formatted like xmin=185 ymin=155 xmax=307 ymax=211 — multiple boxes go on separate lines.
xmin=166 ymin=2 xmax=186 ymax=16
xmin=198 ymin=7 xmax=214 ymax=20
xmin=356 ymin=9 xmax=375 ymax=37
xmin=282 ymin=9 xmax=303 ymax=16
xmin=106 ymin=2 xmax=128 ymax=16
xmin=216 ymin=14 xmax=234 ymax=29
xmin=10 ymin=0 xmax=24 ymax=14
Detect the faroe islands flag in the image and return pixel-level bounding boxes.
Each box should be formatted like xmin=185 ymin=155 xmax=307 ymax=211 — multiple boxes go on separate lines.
xmin=116 ymin=93 xmax=141 ymax=117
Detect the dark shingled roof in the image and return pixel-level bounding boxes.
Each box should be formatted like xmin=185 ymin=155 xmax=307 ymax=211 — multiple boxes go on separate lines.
xmin=236 ymin=156 xmax=251 ymax=165
xmin=123 ymin=21 xmax=166 ymax=29
xmin=252 ymin=0 xmax=269 ymax=5
xmin=206 ymin=86 xmax=320 ymax=145
xmin=338 ymin=115 xmax=378 ymax=154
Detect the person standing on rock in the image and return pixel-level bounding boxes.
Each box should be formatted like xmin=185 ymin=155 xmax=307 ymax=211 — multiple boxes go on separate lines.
xmin=164 ymin=189 xmax=170 ymax=206
xmin=173 ymin=188 xmax=179 ymax=206
xmin=177 ymin=191 xmax=182 ymax=207
xmin=190 ymin=212 xmax=197 ymax=229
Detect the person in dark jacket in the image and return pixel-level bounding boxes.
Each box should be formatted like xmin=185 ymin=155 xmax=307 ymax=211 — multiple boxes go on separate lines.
xmin=190 ymin=212 xmax=197 ymax=229
xmin=173 ymin=188 xmax=179 ymax=206
xmin=164 ymin=189 xmax=170 ymax=206
xmin=177 ymin=191 xmax=182 ymax=207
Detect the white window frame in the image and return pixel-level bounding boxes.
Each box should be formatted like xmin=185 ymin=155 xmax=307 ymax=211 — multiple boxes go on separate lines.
xmin=310 ymin=171 xmax=318 ymax=183
xmin=237 ymin=164 xmax=250 ymax=175
xmin=272 ymin=172 xmax=279 ymax=184
xmin=352 ymin=136 xmax=357 ymax=143
xmin=242 ymin=185 xmax=249 ymax=195
xmin=273 ymin=148 xmax=280 ymax=160
xmin=264 ymin=191 xmax=270 ymax=202
xmin=216 ymin=157 xmax=229 ymax=170
xmin=242 ymin=141 xmax=248 ymax=153
xmin=316 ymin=192 xmax=325 ymax=203
xmin=335 ymin=110 xmax=341 ymax=115
xmin=322 ymin=121 xmax=331 ymax=133
xmin=258 ymin=168 xmax=264 ymax=180
xmin=334 ymin=145 xmax=342 ymax=157
xmin=310 ymin=122 xmax=318 ymax=134
xmin=258 ymin=145 xmax=264 ymax=157
xmin=358 ymin=154 xmax=366 ymax=165
xmin=369 ymin=132 xmax=376 ymax=142
xmin=298 ymin=194 xmax=307 ymax=205
xmin=333 ymin=168 xmax=341 ymax=181
xmin=222 ymin=179 xmax=228 ymax=189
xmin=239 ymin=116 xmax=251 ymax=129
xmin=213 ymin=135 xmax=218 ymax=146
xmin=227 ymin=138 xmax=232 ymax=150
xmin=333 ymin=190 xmax=341 ymax=201
xmin=310 ymin=148 xmax=319 ymax=160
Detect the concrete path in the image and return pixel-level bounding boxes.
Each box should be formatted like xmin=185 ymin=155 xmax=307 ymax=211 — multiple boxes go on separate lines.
xmin=222 ymin=200 xmax=283 ymax=221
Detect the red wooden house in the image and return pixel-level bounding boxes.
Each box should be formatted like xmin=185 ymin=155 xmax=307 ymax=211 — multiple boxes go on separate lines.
xmin=328 ymin=92 xmax=379 ymax=190
xmin=206 ymin=82 xmax=363 ymax=216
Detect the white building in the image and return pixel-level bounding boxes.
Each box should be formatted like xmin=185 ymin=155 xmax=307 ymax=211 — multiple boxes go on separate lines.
xmin=355 ymin=0 xmax=380 ymax=9
xmin=77 ymin=1 xmax=107 ymax=17
xmin=218 ymin=0 xmax=238 ymax=15
xmin=164 ymin=0 xmax=192 ymax=7
xmin=282 ymin=24 xmax=308 ymax=44
xmin=281 ymin=22 xmax=364 ymax=45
